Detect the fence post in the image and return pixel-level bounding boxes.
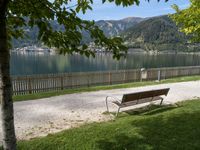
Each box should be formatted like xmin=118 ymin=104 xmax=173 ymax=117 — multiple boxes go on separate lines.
xmin=109 ymin=71 xmax=112 ymax=85
xmin=28 ymin=77 xmax=32 ymax=94
xmin=87 ymin=74 xmax=90 ymax=87
xmin=123 ymin=70 xmax=126 ymax=83
xmin=61 ymin=76 xmax=64 ymax=90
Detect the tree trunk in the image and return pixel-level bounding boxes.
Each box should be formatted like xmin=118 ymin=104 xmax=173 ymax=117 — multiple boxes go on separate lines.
xmin=0 ymin=0 xmax=17 ymax=149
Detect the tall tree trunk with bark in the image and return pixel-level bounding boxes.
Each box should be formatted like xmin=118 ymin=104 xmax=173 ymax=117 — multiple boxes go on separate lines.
xmin=0 ymin=0 xmax=17 ymax=149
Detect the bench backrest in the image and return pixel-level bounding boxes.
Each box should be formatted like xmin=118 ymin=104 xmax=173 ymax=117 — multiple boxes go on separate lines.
xmin=122 ymin=88 xmax=170 ymax=103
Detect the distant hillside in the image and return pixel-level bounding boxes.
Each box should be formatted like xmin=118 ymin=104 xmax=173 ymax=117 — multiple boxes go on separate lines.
xmin=12 ymin=17 xmax=144 ymax=48
xmin=95 ymin=17 xmax=144 ymax=37
xmin=12 ymin=20 xmax=64 ymax=48
xmin=122 ymin=15 xmax=199 ymax=52
xmin=12 ymin=15 xmax=200 ymax=52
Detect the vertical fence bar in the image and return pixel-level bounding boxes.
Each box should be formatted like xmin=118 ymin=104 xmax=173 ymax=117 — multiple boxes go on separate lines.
xmin=109 ymin=71 xmax=112 ymax=85
xmin=61 ymin=76 xmax=64 ymax=90
xmin=123 ymin=70 xmax=126 ymax=83
xmin=28 ymin=77 xmax=32 ymax=94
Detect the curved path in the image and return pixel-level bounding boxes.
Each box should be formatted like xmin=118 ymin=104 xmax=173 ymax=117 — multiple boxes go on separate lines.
xmin=0 ymin=81 xmax=200 ymax=144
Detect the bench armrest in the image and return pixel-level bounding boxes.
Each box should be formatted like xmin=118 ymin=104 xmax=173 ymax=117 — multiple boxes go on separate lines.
xmin=105 ymin=96 xmax=122 ymax=112
xmin=106 ymin=96 xmax=121 ymax=102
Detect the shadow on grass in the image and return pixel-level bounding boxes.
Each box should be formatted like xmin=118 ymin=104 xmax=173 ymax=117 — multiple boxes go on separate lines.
xmin=97 ymin=106 xmax=200 ymax=150
xmin=118 ymin=104 xmax=179 ymax=116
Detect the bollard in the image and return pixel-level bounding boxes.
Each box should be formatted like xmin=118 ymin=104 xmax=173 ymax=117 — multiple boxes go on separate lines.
xmin=140 ymin=68 xmax=147 ymax=82
xmin=157 ymin=70 xmax=161 ymax=82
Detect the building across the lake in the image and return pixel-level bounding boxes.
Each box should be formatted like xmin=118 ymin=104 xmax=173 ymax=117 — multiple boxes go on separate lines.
xmin=13 ymin=45 xmax=56 ymax=55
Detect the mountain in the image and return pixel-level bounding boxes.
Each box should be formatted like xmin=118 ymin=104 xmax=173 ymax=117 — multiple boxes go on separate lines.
xmin=12 ymin=26 xmax=39 ymax=48
xmin=95 ymin=17 xmax=144 ymax=37
xmin=12 ymin=15 xmax=200 ymax=52
xmin=12 ymin=17 xmax=144 ymax=48
xmin=12 ymin=20 xmax=64 ymax=48
xmin=78 ymin=17 xmax=144 ymax=44
xmin=122 ymin=15 xmax=198 ymax=52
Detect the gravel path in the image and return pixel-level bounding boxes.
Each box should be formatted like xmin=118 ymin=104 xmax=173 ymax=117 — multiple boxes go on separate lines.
xmin=0 ymin=81 xmax=200 ymax=143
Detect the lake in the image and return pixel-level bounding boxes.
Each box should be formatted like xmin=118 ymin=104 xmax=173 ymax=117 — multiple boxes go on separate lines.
xmin=10 ymin=52 xmax=200 ymax=76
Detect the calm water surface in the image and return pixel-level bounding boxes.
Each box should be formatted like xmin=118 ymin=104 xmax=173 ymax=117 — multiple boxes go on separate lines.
xmin=10 ymin=53 xmax=200 ymax=76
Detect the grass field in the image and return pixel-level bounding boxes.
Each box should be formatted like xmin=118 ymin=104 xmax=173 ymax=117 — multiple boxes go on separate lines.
xmin=15 ymin=99 xmax=200 ymax=150
xmin=13 ymin=75 xmax=200 ymax=102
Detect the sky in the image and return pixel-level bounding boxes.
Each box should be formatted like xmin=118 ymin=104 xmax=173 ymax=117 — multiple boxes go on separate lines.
xmin=77 ymin=0 xmax=190 ymax=21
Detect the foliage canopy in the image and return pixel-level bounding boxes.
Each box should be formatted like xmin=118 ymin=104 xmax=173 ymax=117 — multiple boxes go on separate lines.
xmin=171 ymin=0 xmax=200 ymax=42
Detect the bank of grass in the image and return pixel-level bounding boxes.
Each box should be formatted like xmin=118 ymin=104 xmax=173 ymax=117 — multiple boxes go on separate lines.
xmin=13 ymin=75 xmax=200 ymax=102
xmin=15 ymin=99 xmax=200 ymax=150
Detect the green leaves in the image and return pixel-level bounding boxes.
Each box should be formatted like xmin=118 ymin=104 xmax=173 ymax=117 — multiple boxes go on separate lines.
xmin=102 ymin=0 xmax=168 ymax=6
xmin=75 ymin=0 xmax=93 ymax=14
xmin=170 ymin=0 xmax=200 ymax=42
xmin=102 ymin=0 xmax=140 ymax=6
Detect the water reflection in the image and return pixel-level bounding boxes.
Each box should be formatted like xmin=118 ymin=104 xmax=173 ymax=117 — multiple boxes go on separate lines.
xmin=10 ymin=53 xmax=200 ymax=76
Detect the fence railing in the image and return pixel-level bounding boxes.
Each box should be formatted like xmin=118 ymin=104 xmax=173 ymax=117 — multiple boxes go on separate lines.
xmin=12 ymin=66 xmax=200 ymax=95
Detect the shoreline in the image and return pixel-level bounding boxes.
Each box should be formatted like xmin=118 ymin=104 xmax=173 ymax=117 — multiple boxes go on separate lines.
xmin=128 ymin=48 xmax=200 ymax=55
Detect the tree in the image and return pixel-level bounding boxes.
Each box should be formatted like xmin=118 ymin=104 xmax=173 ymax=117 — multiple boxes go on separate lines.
xmin=171 ymin=0 xmax=200 ymax=42
xmin=0 ymin=0 xmax=167 ymax=149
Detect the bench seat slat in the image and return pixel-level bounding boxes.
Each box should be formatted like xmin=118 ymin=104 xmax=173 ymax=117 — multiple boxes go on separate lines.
xmin=113 ymin=96 xmax=163 ymax=107
xmin=122 ymin=88 xmax=169 ymax=103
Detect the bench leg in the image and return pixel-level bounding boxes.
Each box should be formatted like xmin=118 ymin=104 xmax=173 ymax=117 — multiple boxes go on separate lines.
xmin=105 ymin=96 xmax=109 ymax=112
xmin=160 ymin=98 xmax=164 ymax=105
xmin=116 ymin=107 xmax=121 ymax=117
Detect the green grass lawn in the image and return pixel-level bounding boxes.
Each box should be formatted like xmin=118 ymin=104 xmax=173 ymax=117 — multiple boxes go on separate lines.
xmin=13 ymin=75 xmax=200 ymax=102
xmin=15 ymin=99 xmax=200 ymax=150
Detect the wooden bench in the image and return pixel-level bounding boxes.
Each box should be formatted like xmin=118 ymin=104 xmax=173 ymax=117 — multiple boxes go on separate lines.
xmin=105 ymin=88 xmax=170 ymax=116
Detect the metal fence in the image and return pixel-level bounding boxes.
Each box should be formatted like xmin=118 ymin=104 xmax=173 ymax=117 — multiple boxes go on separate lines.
xmin=12 ymin=66 xmax=200 ymax=95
